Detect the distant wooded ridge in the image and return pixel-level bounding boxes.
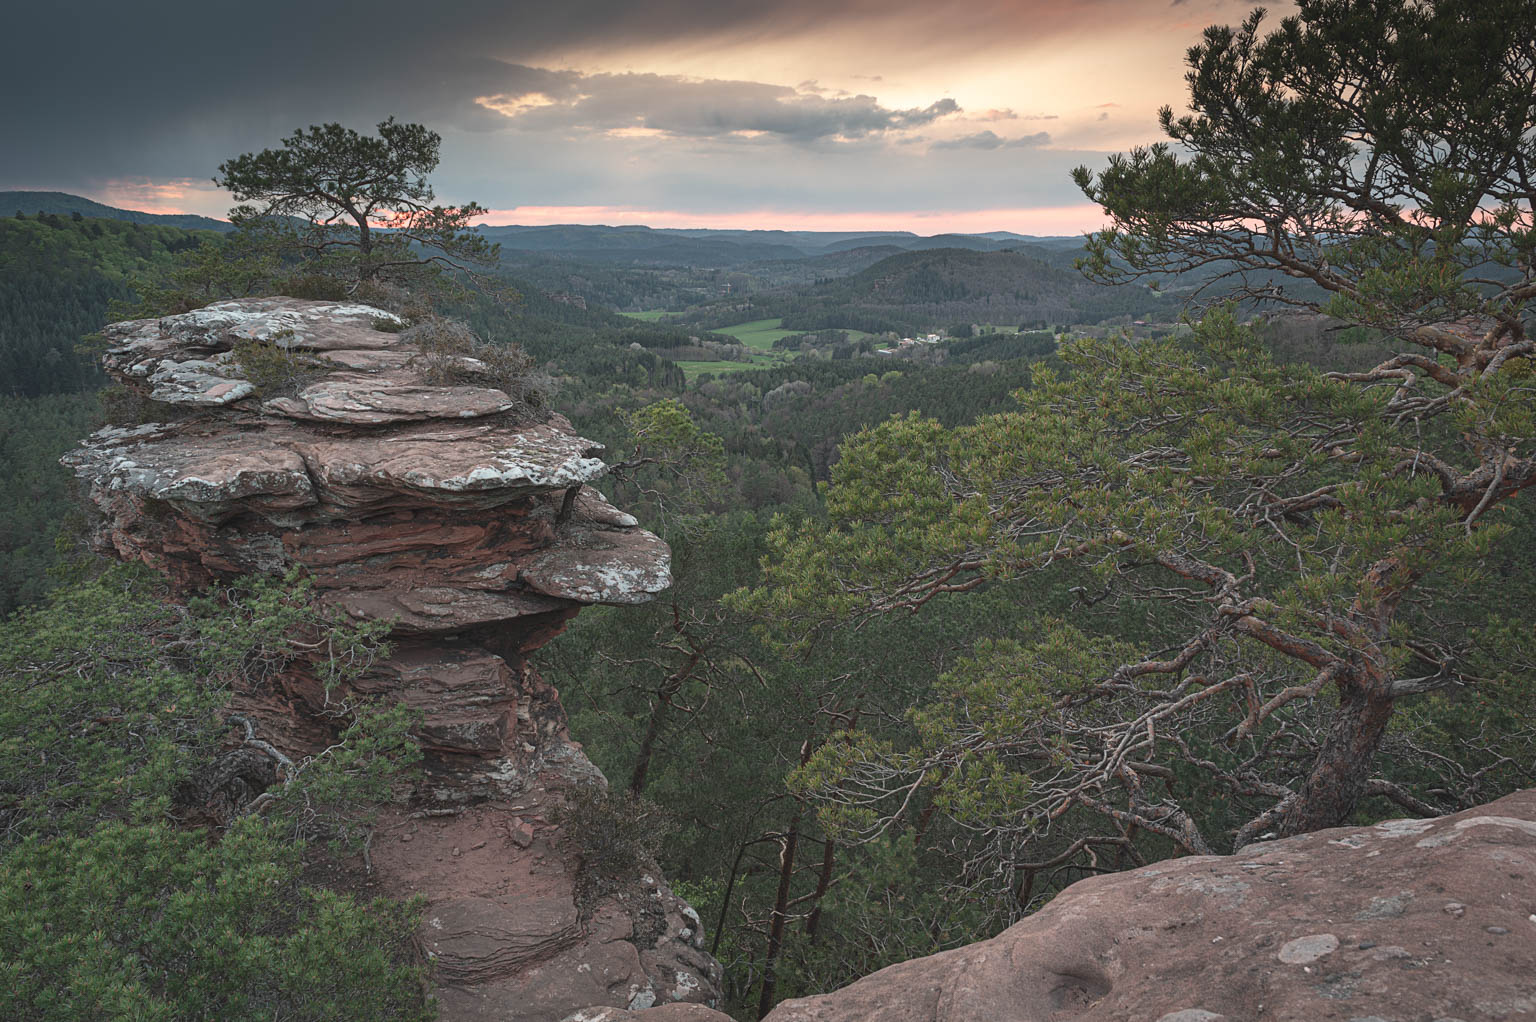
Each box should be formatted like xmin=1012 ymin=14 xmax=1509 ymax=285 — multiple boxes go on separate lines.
xmin=0 ymin=192 xmax=1083 ymax=265
xmin=1 ymin=191 xmax=236 ymax=232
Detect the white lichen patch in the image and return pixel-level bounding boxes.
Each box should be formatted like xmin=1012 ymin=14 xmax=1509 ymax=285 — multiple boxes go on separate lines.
xmin=1373 ymin=818 xmax=1437 ymax=838
xmin=626 ymin=984 xmax=656 ymax=1011
xmin=1415 ymin=815 xmax=1536 ymax=848
xmin=172 ymin=299 xmax=401 ymax=350
xmin=423 ymin=453 xmax=609 ymax=493
xmin=1278 ymin=933 xmax=1339 ymax=964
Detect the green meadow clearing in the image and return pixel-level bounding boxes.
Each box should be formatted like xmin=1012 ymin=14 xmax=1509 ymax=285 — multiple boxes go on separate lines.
xmin=675 ymin=358 xmax=766 ymax=380
xmin=680 ymin=318 xmax=801 ymax=379
xmin=709 ymin=318 xmax=800 ymax=350
xmin=622 ymin=315 xmax=901 ymax=380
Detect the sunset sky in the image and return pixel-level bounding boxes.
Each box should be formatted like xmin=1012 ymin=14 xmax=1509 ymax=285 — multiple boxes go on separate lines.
xmin=2 ymin=0 xmax=1274 ymax=235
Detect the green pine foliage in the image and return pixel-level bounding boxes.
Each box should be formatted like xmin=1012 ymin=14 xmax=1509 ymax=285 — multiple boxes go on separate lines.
xmin=0 ymin=567 xmax=432 ymax=1020
xmin=0 ymin=819 xmax=430 ymax=1022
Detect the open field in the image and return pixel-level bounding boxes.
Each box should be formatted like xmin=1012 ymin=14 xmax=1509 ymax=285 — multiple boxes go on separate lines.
xmin=668 ymin=318 xmax=801 ymax=380
xmin=709 ymin=318 xmax=801 ymax=350
xmin=676 ymin=357 xmax=776 ymax=380
xmin=620 ymin=309 xmax=669 ymax=321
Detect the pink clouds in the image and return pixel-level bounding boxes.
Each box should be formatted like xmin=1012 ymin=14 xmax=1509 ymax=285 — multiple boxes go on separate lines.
xmin=87 ymin=178 xmax=229 ymax=218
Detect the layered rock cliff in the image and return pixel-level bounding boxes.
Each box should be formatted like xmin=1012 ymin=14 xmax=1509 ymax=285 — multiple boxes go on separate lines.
xmin=64 ymin=298 xmax=722 ymax=1021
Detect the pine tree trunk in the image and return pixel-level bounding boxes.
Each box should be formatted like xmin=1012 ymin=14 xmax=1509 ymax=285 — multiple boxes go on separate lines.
xmin=802 ymin=837 xmax=837 ymax=941
xmin=757 ymin=815 xmax=801 ymax=1019
xmin=629 ymin=701 xmax=665 ymax=795
xmin=1276 ymin=666 xmax=1396 ymax=837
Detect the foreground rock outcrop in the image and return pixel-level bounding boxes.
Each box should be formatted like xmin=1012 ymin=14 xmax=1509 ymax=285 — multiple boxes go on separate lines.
xmin=65 ymin=298 xmax=721 ymax=1021
xmin=763 ymin=789 xmax=1536 ymax=1022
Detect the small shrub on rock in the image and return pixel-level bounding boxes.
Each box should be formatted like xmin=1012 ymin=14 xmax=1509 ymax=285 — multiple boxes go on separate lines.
xmin=404 ymin=317 xmax=554 ymax=421
xmin=232 ymin=335 xmax=330 ymax=397
xmin=553 ymin=781 xmax=674 ymax=904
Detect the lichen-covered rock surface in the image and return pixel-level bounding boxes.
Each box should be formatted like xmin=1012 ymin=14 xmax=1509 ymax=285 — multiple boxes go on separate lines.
xmin=561 ymin=1005 xmax=736 ymax=1021
xmin=763 ymin=788 xmax=1536 ymax=1022
xmin=65 ymin=298 xmax=721 ymax=1021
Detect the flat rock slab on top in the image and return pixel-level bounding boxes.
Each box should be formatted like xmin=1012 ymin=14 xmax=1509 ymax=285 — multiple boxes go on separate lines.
xmin=264 ymin=377 xmax=516 ymax=424
xmin=106 ymin=297 xmax=406 ymax=358
xmin=100 ymin=297 xmax=529 ymax=426
xmin=102 ymin=298 xmax=410 ymax=409
xmin=66 ymin=418 xmax=613 ymax=519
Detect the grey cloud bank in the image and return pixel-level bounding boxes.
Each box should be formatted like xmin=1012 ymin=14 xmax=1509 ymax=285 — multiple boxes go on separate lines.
xmin=0 ymin=0 xmax=1219 ymax=222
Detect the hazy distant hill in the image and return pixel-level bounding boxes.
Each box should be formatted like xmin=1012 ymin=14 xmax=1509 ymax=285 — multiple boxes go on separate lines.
xmin=0 ymin=191 xmax=234 ymax=233
xmin=481 ymin=222 xmax=1080 ymax=266
xmin=823 ymin=247 xmax=1155 ymax=315
xmin=480 ymin=224 xmax=807 ymax=265
xmin=0 ymin=194 xmax=1090 ymax=270
xmin=819 ymin=233 xmax=1015 ymax=254
xmin=682 ymin=248 xmax=1176 ymax=335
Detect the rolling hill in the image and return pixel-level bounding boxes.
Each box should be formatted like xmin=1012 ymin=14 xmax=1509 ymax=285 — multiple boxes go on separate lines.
xmin=0 ymin=191 xmax=234 ymax=232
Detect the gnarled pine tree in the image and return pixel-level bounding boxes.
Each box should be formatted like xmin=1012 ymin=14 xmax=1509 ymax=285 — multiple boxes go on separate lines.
xmin=216 ymin=117 xmax=497 ymax=288
xmin=741 ymin=0 xmax=1536 ymax=905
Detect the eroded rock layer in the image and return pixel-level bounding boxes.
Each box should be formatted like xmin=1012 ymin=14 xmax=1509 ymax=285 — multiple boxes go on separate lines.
xmin=65 ymin=298 xmax=721 ymax=1021
xmin=762 ymin=789 xmax=1536 ymax=1022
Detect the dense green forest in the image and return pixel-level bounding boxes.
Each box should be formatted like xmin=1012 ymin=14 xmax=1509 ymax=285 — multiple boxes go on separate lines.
xmin=0 ymin=568 xmax=430 ymax=1019
xmin=0 ymin=214 xmax=215 ymax=396
xmin=0 ymin=393 xmax=97 ymax=614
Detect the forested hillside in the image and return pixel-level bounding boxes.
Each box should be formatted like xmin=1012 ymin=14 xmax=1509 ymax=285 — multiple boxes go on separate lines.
xmin=0 ymin=393 xmax=96 ymax=614
xmin=0 ymin=214 xmax=214 ymax=395
xmin=0 ymin=190 xmax=234 ymax=232
xmin=669 ymin=248 xmax=1179 ymax=336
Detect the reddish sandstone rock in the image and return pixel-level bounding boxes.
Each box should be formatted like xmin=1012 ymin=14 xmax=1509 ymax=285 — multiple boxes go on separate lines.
xmin=64 ymin=298 xmax=721 ymax=1022
xmin=562 ymin=1005 xmax=737 ymax=1021
xmin=764 ymin=789 xmax=1536 ymax=1022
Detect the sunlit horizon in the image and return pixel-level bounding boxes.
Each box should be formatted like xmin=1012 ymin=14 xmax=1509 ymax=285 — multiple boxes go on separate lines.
xmin=50 ymin=184 xmax=1110 ymax=239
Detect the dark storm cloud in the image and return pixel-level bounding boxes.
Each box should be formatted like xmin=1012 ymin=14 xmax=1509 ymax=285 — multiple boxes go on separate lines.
xmin=930 ymin=130 xmax=1050 ymax=150
xmin=0 ymin=0 xmax=1156 ymax=188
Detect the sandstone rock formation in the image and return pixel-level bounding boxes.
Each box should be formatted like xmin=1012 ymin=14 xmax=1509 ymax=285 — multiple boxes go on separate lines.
xmin=561 ymin=1005 xmax=736 ymax=1021
xmin=763 ymin=788 xmax=1536 ymax=1022
xmin=65 ymin=298 xmax=722 ymax=1021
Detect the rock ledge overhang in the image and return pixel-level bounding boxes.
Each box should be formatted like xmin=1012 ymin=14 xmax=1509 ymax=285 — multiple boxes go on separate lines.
xmin=65 ymin=297 xmax=671 ymax=628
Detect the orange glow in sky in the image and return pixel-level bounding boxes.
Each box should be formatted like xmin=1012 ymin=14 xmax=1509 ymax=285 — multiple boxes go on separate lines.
xmin=477 ymin=204 xmax=1109 ymax=236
